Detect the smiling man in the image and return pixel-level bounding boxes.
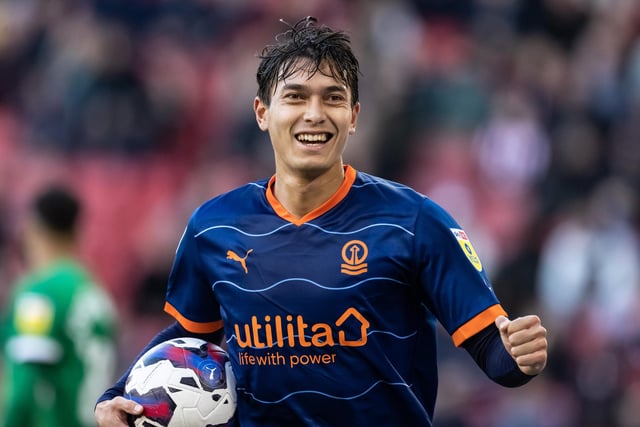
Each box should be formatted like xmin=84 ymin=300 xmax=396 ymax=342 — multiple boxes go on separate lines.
xmin=254 ymin=32 xmax=361 ymax=219
xmin=95 ymin=17 xmax=547 ymax=427
xmin=255 ymin=67 xmax=358 ymax=218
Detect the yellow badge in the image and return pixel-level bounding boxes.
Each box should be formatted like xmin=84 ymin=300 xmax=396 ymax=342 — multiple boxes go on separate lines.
xmin=450 ymin=228 xmax=483 ymax=272
xmin=14 ymin=293 xmax=54 ymax=335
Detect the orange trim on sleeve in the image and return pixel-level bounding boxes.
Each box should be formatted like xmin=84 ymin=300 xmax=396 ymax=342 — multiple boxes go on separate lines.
xmin=266 ymin=165 xmax=357 ymax=226
xmin=164 ymin=302 xmax=224 ymax=334
xmin=451 ymin=304 xmax=507 ymax=347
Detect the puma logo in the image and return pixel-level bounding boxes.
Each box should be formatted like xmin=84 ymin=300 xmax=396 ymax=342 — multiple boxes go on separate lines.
xmin=226 ymin=249 xmax=253 ymax=274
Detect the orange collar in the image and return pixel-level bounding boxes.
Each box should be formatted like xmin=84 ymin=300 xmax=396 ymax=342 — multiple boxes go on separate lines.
xmin=266 ymin=165 xmax=356 ymax=225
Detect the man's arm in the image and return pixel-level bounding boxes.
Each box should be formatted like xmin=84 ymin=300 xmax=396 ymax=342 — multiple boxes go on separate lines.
xmin=462 ymin=315 xmax=547 ymax=386
xmin=1 ymin=363 xmax=38 ymax=427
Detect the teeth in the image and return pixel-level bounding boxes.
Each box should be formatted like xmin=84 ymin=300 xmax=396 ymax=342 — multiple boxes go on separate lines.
xmin=297 ymin=133 xmax=328 ymax=142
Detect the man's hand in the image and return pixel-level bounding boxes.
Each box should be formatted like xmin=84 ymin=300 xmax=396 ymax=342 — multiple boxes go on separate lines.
xmin=495 ymin=315 xmax=548 ymax=376
xmin=95 ymin=397 xmax=144 ymax=427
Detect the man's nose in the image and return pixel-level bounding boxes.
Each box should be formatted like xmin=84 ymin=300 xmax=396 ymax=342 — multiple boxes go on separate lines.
xmin=303 ymin=97 xmax=326 ymax=123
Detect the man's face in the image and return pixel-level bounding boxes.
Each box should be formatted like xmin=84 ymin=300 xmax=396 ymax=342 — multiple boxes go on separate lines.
xmin=254 ymin=61 xmax=360 ymax=180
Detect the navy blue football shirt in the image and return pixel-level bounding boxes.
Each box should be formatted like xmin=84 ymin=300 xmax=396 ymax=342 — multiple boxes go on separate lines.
xmin=164 ymin=165 xmax=506 ymax=426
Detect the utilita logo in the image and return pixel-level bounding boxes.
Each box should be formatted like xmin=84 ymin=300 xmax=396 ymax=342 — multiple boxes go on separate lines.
xmin=234 ymin=307 xmax=370 ymax=349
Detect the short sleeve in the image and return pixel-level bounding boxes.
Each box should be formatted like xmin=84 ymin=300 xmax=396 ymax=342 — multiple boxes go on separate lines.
xmin=164 ymin=211 xmax=223 ymax=334
xmin=415 ymin=199 xmax=506 ymax=346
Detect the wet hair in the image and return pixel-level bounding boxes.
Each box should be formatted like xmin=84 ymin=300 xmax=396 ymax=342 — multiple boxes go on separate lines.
xmin=256 ymin=16 xmax=360 ymax=106
xmin=32 ymin=185 xmax=81 ymax=236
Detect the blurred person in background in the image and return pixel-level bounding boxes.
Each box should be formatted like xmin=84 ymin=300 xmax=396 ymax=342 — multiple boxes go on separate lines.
xmin=95 ymin=16 xmax=547 ymax=427
xmin=0 ymin=185 xmax=118 ymax=427
xmin=536 ymin=177 xmax=640 ymax=426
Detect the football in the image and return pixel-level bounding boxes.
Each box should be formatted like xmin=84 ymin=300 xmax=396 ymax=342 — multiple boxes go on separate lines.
xmin=124 ymin=337 xmax=237 ymax=427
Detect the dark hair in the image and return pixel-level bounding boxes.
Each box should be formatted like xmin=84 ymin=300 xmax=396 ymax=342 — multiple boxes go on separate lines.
xmin=256 ymin=16 xmax=360 ymax=106
xmin=32 ymin=185 xmax=81 ymax=235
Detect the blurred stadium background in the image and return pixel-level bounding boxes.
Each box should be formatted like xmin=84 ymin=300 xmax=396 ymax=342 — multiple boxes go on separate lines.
xmin=1 ymin=1 xmax=639 ymax=426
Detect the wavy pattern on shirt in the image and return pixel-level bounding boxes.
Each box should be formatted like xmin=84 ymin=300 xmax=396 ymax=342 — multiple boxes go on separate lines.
xmin=237 ymin=379 xmax=413 ymax=405
xmin=194 ymin=221 xmax=414 ymax=238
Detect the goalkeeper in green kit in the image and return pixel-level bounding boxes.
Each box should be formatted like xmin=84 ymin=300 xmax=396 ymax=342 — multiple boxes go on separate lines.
xmin=0 ymin=185 xmax=118 ymax=427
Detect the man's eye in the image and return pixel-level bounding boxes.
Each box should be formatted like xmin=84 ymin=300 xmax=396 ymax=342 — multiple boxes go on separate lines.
xmin=285 ymin=93 xmax=302 ymax=100
xmin=328 ymin=94 xmax=346 ymax=102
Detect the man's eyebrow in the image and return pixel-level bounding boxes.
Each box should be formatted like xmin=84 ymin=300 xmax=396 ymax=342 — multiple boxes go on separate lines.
xmin=280 ymin=83 xmax=348 ymax=93
xmin=324 ymin=85 xmax=349 ymax=94
xmin=281 ymin=83 xmax=306 ymax=92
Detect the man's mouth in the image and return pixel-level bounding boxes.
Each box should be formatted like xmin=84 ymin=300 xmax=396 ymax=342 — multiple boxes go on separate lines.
xmin=295 ymin=133 xmax=333 ymax=144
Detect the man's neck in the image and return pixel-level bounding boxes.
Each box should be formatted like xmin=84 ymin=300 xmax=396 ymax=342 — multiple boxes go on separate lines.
xmin=29 ymin=241 xmax=76 ymax=272
xmin=272 ymin=164 xmax=345 ymax=219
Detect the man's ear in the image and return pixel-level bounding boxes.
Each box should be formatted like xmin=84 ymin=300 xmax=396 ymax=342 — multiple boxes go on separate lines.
xmin=349 ymin=102 xmax=361 ymax=134
xmin=254 ymin=97 xmax=268 ymax=131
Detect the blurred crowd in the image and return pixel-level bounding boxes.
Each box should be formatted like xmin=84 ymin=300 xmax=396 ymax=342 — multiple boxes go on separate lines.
xmin=1 ymin=0 xmax=640 ymax=426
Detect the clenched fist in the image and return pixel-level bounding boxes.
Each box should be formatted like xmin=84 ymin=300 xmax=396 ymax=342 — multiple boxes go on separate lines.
xmin=495 ymin=315 xmax=548 ymax=376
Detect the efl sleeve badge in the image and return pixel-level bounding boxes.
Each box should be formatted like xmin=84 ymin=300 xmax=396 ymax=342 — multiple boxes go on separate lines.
xmin=450 ymin=228 xmax=483 ymax=272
